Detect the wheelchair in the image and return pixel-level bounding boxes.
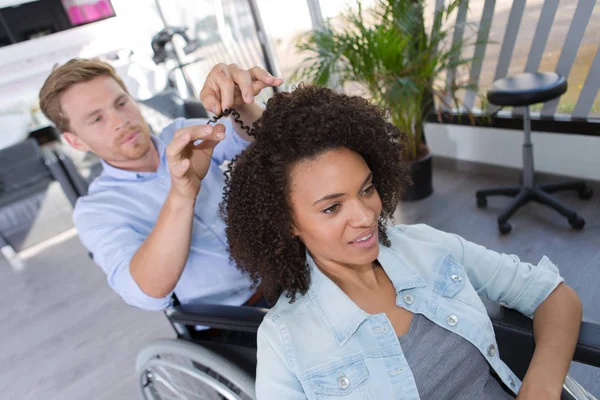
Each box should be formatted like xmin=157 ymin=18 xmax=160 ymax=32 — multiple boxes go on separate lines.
xmin=136 ymin=298 xmax=264 ymax=399
xmin=136 ymin=295 xmax=600 ymax=400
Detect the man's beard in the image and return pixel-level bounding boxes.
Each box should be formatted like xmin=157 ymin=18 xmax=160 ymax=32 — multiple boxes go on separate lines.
xmin=112 ymin=124 xmax=152 ymax=160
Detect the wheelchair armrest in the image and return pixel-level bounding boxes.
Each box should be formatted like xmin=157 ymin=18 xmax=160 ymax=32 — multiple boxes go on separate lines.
xmin=576 ymin=320 xmax=600 ymax=367
xmin=484 ymin=298 xmax=600 ymax=380
xmin=167 ymin=303 xmax=267 ymax=333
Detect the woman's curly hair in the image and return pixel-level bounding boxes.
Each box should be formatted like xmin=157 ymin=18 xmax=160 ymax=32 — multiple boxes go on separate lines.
xmin=220 ymin=85 xmax=411 ymax=304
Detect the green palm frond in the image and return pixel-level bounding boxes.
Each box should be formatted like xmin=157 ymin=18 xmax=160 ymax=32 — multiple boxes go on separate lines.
xmin=293 ymin=0 xmax=481 ymax=160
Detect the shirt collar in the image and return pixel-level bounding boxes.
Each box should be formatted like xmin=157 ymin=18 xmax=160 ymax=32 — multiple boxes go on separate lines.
xmin=306 ymin=229 xmax=426 ymax=346
xmin=100 ymin=135 xmax=165 ymax=181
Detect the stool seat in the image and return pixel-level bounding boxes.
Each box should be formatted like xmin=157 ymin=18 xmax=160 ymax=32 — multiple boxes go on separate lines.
xmin=477 ymin=71 xmax=591 ymax=234
xmin=487 ymin=72 xmax=567 ymax=107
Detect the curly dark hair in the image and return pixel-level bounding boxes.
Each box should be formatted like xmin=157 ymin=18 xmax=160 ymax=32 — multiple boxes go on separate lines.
xmin=220 ymin=85 xmax=411 ymax=304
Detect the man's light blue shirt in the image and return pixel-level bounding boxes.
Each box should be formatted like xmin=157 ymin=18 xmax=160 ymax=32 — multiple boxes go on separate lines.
xmin=73 ymin=117 xmax=254 ymax=311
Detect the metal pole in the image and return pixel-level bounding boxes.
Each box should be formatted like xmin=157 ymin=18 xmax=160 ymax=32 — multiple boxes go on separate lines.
xmin=153 ymin=0 xmax=169 ymax=27
xmin=306 ymin=0 xmax=325 ymax=31
xmin=305 ymin=0 xmax=341 ymax=90
xmin=522 ymin=106 xmax=535 ymax=188
xmin=153 ymin=0 xmax=197 ymax=98
xmin=247 ymin=0 xmax=281 ymax=90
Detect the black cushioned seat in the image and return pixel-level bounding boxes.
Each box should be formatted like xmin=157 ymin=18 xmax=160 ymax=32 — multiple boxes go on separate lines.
xmin=487 ymin=72 xmax=567 ymax=107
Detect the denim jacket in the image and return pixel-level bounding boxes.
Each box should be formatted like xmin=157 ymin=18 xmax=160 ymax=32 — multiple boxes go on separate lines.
xmin=256 ymin=224 xmax=563 ymax=399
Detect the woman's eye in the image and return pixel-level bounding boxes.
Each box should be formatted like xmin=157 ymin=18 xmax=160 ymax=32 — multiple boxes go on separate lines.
xmin=362 ymin=184 xmax=375 ymax=195
xmin=118 ymin=101 xmax=127 ymax=107
xmin=92 ymin=116 xmax=102 ymax=124
xmin=323 ymin=204 xmax=340 ymax=215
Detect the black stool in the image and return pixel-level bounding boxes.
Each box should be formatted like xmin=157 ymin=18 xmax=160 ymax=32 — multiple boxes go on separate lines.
xmin=476 ymin=72 xmax=593 ymax=234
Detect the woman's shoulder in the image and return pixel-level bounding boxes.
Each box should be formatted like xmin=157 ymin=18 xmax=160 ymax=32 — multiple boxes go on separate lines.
xmin=263 ymin=292 xmax=311 ymax=323
xmin=258 ymin=292 xmax=323 ymax=341
xmin=386 ymin=223 xmax=460 ymax=248
xmin=383 ymin=223 xmax=465 ymax=271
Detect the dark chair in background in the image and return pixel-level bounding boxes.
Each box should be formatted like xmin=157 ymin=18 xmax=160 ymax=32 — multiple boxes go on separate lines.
xmin=0 ymin=138 xmax=83 ymax=269
xmin=476 ymin=72 xmax=593 ymax=234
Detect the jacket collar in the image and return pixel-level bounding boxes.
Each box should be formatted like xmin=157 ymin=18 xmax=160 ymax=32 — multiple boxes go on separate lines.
xmin=306 ymin=231 xmax=426 ymax=346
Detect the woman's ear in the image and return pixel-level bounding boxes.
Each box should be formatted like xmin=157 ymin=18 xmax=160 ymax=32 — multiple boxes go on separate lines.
xmin=290 ymin=223 xmax=300 ymax=237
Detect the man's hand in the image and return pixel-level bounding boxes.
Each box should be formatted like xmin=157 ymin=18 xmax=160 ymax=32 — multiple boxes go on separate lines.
xmin=200 ymin=63 xmax=283 ymax=115
xmin=166 ymin=124 xmax=225 ymax=200
xmin=200 ymin=63 xmax=283 ymax=142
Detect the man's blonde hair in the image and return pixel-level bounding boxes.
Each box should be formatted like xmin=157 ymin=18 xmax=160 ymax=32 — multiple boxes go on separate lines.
xmin=39 ymin=58 xmax=129 ymax=133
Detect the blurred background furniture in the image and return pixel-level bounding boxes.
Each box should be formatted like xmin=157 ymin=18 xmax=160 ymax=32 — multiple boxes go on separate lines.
xmin=139 ymin=88 xmax=209 ymax=122
xmin=476 ymin=72 xmax=593 ymax=234
xmin=0 ymin=137 xmax=83 ymax=270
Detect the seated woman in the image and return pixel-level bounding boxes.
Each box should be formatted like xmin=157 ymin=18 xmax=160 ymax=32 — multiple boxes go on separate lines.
xmin=220 ymin=85 xmax=582 ymax=399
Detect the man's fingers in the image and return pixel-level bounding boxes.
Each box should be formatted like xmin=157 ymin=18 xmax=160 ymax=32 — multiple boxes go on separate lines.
xmin=171 ymin=158 xmax=191 ymax=178
xmin=192 ymin=125 xmax=225 ymax=152
xmin=200 ymin=63 xmax=229 ymax=115
xmin=166 ymin=130 xmax=192 ymax=160
xmin=209 ymin=64 xmax=236 ymax=112
xmin=250 ymin=66 xmax=283 ymax=87
xmin=251 ymin=80 xmax=269 ymax=96
xmin=230 ymin=65 xmax=254 ymax=104
xmin=167 ymin=125 xmax=224 ymax=160
xmin=200 ymin=90 xmax=221 ymax=116
xmin=184 ymin=124 xmax=225 ymax=142
xmin=200 ymin=64 xmax=283 ymax=114
xmin=190 ymin=124 xmax=226 ymax=146
xmin=249 ymin=66 xmax=272 ymax=83
xmin=194 ymin=138 xmax=221 ymax=152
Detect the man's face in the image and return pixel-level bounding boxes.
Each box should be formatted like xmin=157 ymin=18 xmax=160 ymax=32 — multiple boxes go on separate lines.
xmin=60 ymin=75 xmax=152 ymax=167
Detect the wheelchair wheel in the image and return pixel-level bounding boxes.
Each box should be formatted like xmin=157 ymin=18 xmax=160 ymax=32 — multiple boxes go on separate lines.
xmin=136 ymin=339 xmax=255 ymax=400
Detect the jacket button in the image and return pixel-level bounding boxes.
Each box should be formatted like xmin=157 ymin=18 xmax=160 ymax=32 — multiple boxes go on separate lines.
xmin=446 ymin=315 xmax=458 ymax=326
xmin=451 ymin=274 xmax=463 ymax=282
xmin=488 ymin=344 xmax=496 ymax=357
xmin=338 ymin=374 xmax=350 ymax=390
xmin=403 ymin=294 xmax=414 ymax=305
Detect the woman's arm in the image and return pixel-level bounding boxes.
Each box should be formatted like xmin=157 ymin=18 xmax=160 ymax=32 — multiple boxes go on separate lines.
xmin=517 ymin=283 xmax=582 ymax=399
xmin=256 ymin=320 xmax=306 ymax=399
xmin=412 ymin=224 xmax=564 ymax=317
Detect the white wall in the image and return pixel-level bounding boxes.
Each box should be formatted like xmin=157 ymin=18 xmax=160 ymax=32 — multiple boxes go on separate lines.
xmin=426 ymin=123 xmax=600 ymax=181
xmin=1 ymin=1 xmax=598 ymax=182
xmin=0 ymin=0 xmax=165 ymax=110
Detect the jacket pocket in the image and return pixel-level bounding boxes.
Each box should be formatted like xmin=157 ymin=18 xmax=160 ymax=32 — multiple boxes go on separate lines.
xmin=437 ymin=254 xmax=487 ymax=313
xmin=310 ymin=357 xmax=370 ymax=398
xmin=436 ymin=253 xmax=466 ymax=297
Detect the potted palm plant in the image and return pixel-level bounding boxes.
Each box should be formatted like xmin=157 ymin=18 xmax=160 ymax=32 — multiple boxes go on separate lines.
xmin=293 ymin=0 xmax=479 ymax=201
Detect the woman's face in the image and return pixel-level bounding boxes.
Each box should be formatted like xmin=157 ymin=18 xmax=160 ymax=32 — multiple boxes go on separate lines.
xmin=288 ymin=147 xmax=382 ymax=269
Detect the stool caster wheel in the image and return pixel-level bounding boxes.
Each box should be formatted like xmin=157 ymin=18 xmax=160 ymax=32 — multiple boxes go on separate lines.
xmin=477 ymin=196 xmax=487 ymax=208
xmin=498 ymin=221 xmax=512 ymax=235
xmin=578 ymin=186 xmax=593 ymax=200
xmin=569 ymin=215 xmax=585 ymax=230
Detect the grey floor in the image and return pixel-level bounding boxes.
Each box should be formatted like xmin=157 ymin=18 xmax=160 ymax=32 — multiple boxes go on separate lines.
xmin=1 ymin=159 xmax=599 ymax=399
